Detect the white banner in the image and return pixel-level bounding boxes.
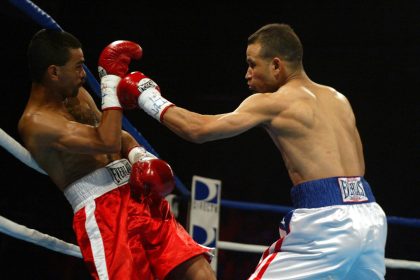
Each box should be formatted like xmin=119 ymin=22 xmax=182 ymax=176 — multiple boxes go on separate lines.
xmin=189 ymin=175 xmax=222 ymax=273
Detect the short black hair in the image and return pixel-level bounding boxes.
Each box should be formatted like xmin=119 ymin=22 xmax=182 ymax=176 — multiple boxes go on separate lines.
xmin=248 ymin=23 xmax=303 ymax=67
xmin=27 ymin=29 xmax=82 ymax=82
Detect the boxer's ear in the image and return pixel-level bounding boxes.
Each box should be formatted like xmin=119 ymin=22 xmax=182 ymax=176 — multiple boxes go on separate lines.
xmin=47 ymin=65 xmax=59 ymax=81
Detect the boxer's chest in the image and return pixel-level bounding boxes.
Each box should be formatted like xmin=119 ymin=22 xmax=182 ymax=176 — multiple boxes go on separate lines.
xmin=64 ymin=99 xmax=99 ymax=126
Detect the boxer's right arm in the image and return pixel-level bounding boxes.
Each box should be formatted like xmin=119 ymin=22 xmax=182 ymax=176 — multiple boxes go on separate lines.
xmin=69 ymin=40 xmax=142 ymax=152
xmin=25 ymin=86 xmax=123 ymax=154
xmin=75 ymin=41 xmax=142 ymax=152
xmin=98 ymin=40 xmax=142 ymax=111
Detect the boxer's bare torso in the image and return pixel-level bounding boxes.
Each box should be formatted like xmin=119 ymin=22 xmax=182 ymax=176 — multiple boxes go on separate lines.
xmin=260 ymin=79 xmax=365 ymax=185
xmin=19 ymin=86 xmax=119 ymax=191
xmin=160 ymin=42 xmax=365 ymax=186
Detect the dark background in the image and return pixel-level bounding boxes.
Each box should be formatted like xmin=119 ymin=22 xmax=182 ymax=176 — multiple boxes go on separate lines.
xmin=0 ymin=0 xmax=419 ymax=279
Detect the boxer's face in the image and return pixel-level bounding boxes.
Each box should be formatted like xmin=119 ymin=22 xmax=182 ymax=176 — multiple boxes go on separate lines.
xmin=245 ymin=43 xmax=279 ymax=93
xmin=57 ymin=48 xmax=86 ymax=97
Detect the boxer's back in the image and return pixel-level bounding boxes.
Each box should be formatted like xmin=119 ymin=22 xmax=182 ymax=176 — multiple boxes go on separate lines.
xmin=267 ymin=80 xmax=365 ymax=185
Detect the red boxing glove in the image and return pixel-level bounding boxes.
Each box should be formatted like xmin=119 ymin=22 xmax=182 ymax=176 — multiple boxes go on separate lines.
xmin=98 ymin=41 xmax=142 ymax=110
xmin=117 ymin=71 xmax=174 ymax=122
xmin=117 ymin=71 xmax=160 ymax=109
xmin=98 ymin=40 xmax=143 ymax=78
xmin=129 ymin=158 xmax=175 ymax=200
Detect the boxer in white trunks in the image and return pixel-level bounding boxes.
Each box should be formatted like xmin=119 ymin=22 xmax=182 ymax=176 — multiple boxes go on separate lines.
xmin=114 ymin=23 xmax=388 ymax=279
xmin=18 ymin=29 xmax=215 ymax=280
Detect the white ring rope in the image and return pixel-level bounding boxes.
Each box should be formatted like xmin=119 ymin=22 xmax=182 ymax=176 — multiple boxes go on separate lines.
xmin=0 ymin=215 xmax=82 ymax=258
xmin=0 ymin=128 xmax=81 ymax=257
xmin=218 ymin=241 xmax=266 ymax=254
xmin=0 ymin=128 xmax=46 ymax=175
xmin=0 ymin=129 xmax=419 ymax=271
xmin=384 ymin=258 xmax=420 ymax=270
xmin=218 ymin=241 xmax=420 ymax=271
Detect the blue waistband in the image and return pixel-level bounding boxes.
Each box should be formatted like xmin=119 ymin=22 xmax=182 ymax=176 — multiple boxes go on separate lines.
xmin=291 ymin=176 xmax=376 ymax=208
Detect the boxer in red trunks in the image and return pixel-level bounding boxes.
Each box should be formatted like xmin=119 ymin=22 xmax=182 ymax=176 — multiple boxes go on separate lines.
xmin=18 ymin=29 xmax=215 ymax=280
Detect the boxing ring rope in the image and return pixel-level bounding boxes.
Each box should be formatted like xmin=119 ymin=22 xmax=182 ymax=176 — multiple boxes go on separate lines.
xmin=216 ymin=241 xmax=420 ymax=270
xmin=1 ymin=0 xmax=419 ymax=273
xmin=220 ymin=199 xmax=420 ymax=228
xmin=0 ymin=215 xmax=82 ymax=258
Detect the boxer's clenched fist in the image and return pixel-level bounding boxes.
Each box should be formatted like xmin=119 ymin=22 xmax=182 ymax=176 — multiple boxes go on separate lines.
xmin=98 ymin=40 xmax=142 ymax=110
xmin=117 ymin=71 xmax=174 ymax=121
xmin=98 ymin=40 xmax=142 ymax=78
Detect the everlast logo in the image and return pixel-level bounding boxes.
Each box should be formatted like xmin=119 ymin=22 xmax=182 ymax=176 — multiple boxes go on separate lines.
xmin=338 ymin=177 xmax=368 ymax=203
xmin=138 ymin=79 xmax=157 ymax=92
xmin=107 ymin=160 xmax=131 ymax=185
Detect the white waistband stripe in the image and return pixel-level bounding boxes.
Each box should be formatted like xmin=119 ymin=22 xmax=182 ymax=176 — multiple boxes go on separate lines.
xmin=64 ymin=159 xmax=131 ymax=212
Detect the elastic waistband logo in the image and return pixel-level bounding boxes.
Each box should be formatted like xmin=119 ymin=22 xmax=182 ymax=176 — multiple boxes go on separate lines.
xmin=338 ymin=177 xmax=368 ymax=203
xmin=107 ymin=160 xmax=131 ymax=185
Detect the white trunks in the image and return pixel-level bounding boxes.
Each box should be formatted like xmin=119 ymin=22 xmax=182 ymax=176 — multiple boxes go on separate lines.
xmin=249 ymin=176 xmax=387 ymax=280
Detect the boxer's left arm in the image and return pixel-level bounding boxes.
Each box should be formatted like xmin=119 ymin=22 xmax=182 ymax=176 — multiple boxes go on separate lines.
xmin=121 ymin=130 xmax=144 ymax=159
xmin=162 ymin=93 xmax=282 ymax=143
xmin=117 ymin=72 xmax=276 ymax=143
xmin=121 ymin=134 xmax=175 ymax=198
xmin=153 ymin=94 xmax=276 ymax=143
xmin=128 ymin=150 xmax=175 ymax=199
xmin=161 ymin=106 xmax=258 ymax=143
